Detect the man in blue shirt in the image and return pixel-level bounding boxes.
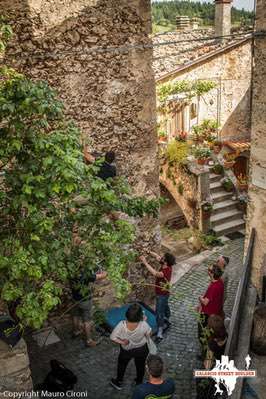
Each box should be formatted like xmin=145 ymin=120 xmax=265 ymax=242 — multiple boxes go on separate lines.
xmin=132 ymin=355 xmax=175 ymax=399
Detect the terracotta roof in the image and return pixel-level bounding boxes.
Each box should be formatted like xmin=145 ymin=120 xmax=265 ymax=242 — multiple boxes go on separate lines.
xmin=152 ymin=29 xmax=252 ymax=80
xmin=223 ymin=141 xmax=251 ymax=152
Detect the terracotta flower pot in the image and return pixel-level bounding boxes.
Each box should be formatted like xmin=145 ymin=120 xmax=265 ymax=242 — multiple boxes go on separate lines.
xmin=224 ymin=160 xmax=235 ymax=169
xmin=202 ymin=210 xmax=211 ymax=219
xmin=237 ymin=183 xmax=248 ymax=191
xmin=197 ymin=158 xmax=206 ymax=165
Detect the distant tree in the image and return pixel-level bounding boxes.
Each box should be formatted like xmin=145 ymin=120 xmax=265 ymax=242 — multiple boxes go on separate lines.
xmin=152 ymin=1 xmax=254 ymax=28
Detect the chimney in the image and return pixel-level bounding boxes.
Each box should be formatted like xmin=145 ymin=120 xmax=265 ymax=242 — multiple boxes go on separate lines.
xmin=215 ymin=0 xmax=232 ymax=39
xmin=176 ymin=15 xmax=190 ymax=31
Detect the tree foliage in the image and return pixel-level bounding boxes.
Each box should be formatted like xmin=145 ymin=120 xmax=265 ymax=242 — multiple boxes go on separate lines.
xmin=152 ymin=1 xmax=254 ymax=28
xmin=0 ymin=44 xmax=159 ymax=330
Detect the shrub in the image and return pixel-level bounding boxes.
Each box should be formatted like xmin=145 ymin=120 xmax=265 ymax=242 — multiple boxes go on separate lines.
xmin=166 ymin=141 xmax=189 ymax=166
xmin=211 ymin=163 xmax=224 ymax=175
xmin=221 ymin=177 xmax=234 ymax=192
xmin=178 ymin=182 xmax=184 ymax=195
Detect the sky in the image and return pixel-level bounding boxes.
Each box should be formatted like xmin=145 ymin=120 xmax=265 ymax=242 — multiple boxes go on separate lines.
xmin=151 ymin=0 xmax=255 ymax=12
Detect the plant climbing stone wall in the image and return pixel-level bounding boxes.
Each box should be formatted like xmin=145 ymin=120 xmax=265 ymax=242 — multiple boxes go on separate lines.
xmin=0 ymin=0 xmax=159 ymax=299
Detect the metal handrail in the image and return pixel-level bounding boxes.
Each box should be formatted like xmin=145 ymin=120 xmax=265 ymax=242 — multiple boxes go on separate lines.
xmin=224 ymin=228 xmax=256 ymax=358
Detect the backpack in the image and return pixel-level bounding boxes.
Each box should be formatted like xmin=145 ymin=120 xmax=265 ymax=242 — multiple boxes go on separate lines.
xmin=0 ymin=314 xmax=22 ymax=348
xmin=37 ymin=359 xmax=77 ymax=393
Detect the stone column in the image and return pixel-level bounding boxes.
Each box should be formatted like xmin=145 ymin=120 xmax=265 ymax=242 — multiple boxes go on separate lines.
xmin=215 ymin=0 xmax=232 ymax=39
xmin=246 ymin=0 xmax=266 ymax=294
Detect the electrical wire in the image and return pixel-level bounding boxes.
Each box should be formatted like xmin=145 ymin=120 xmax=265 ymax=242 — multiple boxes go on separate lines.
xmin=6 ymin=30 xmax=260 ymax=60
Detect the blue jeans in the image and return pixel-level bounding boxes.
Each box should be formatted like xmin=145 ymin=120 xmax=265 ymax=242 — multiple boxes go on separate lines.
xmin=156 ymin=295 xmax=171 ymax=328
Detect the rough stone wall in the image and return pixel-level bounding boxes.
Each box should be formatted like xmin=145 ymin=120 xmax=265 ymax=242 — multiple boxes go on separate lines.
xmin=157 ymin=41 xmax=252 ymax=141
xmin=0 ymin=339 xmax=32 ymax=393
xmin=0 ymin=0 xmax=159 ymax=300
xmin=246 ymin=0 xmax=266 ymax=294
xmin=160 ymin=164 xmax=200 ymax=229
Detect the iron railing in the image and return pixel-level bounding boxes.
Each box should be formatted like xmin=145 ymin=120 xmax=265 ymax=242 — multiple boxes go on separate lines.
xmin=224 ymin=228 xmax=256 ymax=358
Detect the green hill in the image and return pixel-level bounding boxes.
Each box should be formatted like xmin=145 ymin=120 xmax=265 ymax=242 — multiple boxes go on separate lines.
xmin=152 ymin=0 xmax=254 ymax=33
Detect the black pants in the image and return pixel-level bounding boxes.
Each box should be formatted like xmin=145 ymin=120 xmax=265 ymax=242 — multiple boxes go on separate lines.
xmin=116 ymin=344 xmax=149 ymax=384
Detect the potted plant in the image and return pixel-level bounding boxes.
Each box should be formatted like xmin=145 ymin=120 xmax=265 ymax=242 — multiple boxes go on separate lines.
xmin=237 ymin=194 xmax=248 ymax=213
xmin=201 ymin=199 xmax=213 ymax=219
xmin=223 ymin=152 xmax=236 ymax=169
xmin=221 ymin=176 xmax=234 ymax=192
xmin=175 ymin=130 xmax=188 ymax=142
xmin=158 ymin=130 xmax=168 ymax=142
xmin=193 ymin=146 xmax=211 ymax=165
xmin=237 ymin=173 xmax=248 ymax=191
xmin=192 ymin=119 xmax=219 ymax=144
xmin=213 ymin=140 xmax=222 ymax=154
xmin=211 ymin=163 xmax=224 ymax=175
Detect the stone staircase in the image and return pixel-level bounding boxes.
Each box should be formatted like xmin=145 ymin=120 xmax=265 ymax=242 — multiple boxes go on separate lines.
xmin=210 ymin=173 xmax=245 ymax=237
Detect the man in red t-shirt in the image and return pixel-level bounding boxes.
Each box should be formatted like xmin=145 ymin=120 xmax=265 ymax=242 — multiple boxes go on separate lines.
xmin=140 ymin=252 xmax=176 ymax=341
xmin=197 ymin=264 xmax=224 ymax=355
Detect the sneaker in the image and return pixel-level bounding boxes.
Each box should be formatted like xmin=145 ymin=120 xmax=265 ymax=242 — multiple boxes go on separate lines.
xmin=110 ymin=378 xmax=122 ymax=390
xmin=85 ymin=339 xmax=98 ymax=348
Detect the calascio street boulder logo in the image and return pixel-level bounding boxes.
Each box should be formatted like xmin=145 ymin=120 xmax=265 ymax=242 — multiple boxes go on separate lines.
xmin=194 ymin=355 xmax=256 ymax=396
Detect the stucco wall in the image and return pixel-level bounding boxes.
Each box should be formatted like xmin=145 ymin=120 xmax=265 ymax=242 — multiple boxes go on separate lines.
xmin=157 ymin=40 xmax=252 ymax=141
xmin=246 ymin=0 xmax=266 ymax=293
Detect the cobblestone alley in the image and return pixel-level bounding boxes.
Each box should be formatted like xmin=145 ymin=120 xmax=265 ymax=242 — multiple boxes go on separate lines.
xmin=27 ymin=237 xmax=244 ymax=399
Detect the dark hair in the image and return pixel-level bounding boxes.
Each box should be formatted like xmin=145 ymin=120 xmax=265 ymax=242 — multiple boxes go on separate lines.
xmin=208 ymin=315 xmax=227 ymax=340
xmin=163 ymin=253 xmax=176 ymax=267
xmin=211 ymin=264 xmax=223 ymax=279
xmin=146 ymin=355 xmax=164 ymax=378
xmin=222 ymin=256 xmax=230 ymax=266
xmin=125 ymin=303 xmax=143 ymax=323
xmin=105 ymin=151 xmax=116 ymax=164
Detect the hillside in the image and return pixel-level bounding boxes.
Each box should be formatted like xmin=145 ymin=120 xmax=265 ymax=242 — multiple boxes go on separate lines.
xmin=152 ymin=0 xmax=254 ymax=33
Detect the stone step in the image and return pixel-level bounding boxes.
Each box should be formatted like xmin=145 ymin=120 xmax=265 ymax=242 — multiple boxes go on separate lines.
xmin=213 ymin=218 xmax=245 ymax=237
xmin=210 ymin=181 xmax=223 ymax=193
xmin=210 ymin=173 xmax=222 ymax=182
xmin=212 ymin=199 xmax=238 ymax=215
xmin=210 ymin=209 xmax=243 ymax=227
xmin=212 ymin=190 xmax=233 ymax=203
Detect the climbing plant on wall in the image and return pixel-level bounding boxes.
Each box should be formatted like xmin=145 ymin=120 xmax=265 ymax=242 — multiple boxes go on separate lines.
xmin=0 ymin=22 xmax=159 ymax=329
xmin=157 ymin=80 xmax=216 ymax=105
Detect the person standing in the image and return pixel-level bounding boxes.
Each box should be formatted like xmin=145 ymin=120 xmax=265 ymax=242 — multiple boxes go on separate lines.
xmin=140 ymin=252 xmax=176 ymax=341
xmin=132 ymin=355 xmax=175 ymax=399
xmin=71 ymin=270 xmax=107 ymax=347
xmin=197 ymin=264 xmax=224 ymax=356
xmin=110 ymin=303 xmax=151 ymax=390
xmin=216 ymin=255 xmax=230 ymax=302
xmin=83 ymin=149 xmax=117 ymax=181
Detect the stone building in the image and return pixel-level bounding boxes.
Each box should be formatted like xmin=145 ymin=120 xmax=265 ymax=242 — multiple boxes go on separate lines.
xmin=247 ymin=0 xmax=266 ymax=295
xmin=0 ymin=0 xmax=158 ymax=392
xmin=153 ymin=0 xmax=252 ymax=142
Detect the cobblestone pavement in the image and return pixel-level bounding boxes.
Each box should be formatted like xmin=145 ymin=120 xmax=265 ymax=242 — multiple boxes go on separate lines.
xmin=26 ymin=237 xmax=244 ymax=399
